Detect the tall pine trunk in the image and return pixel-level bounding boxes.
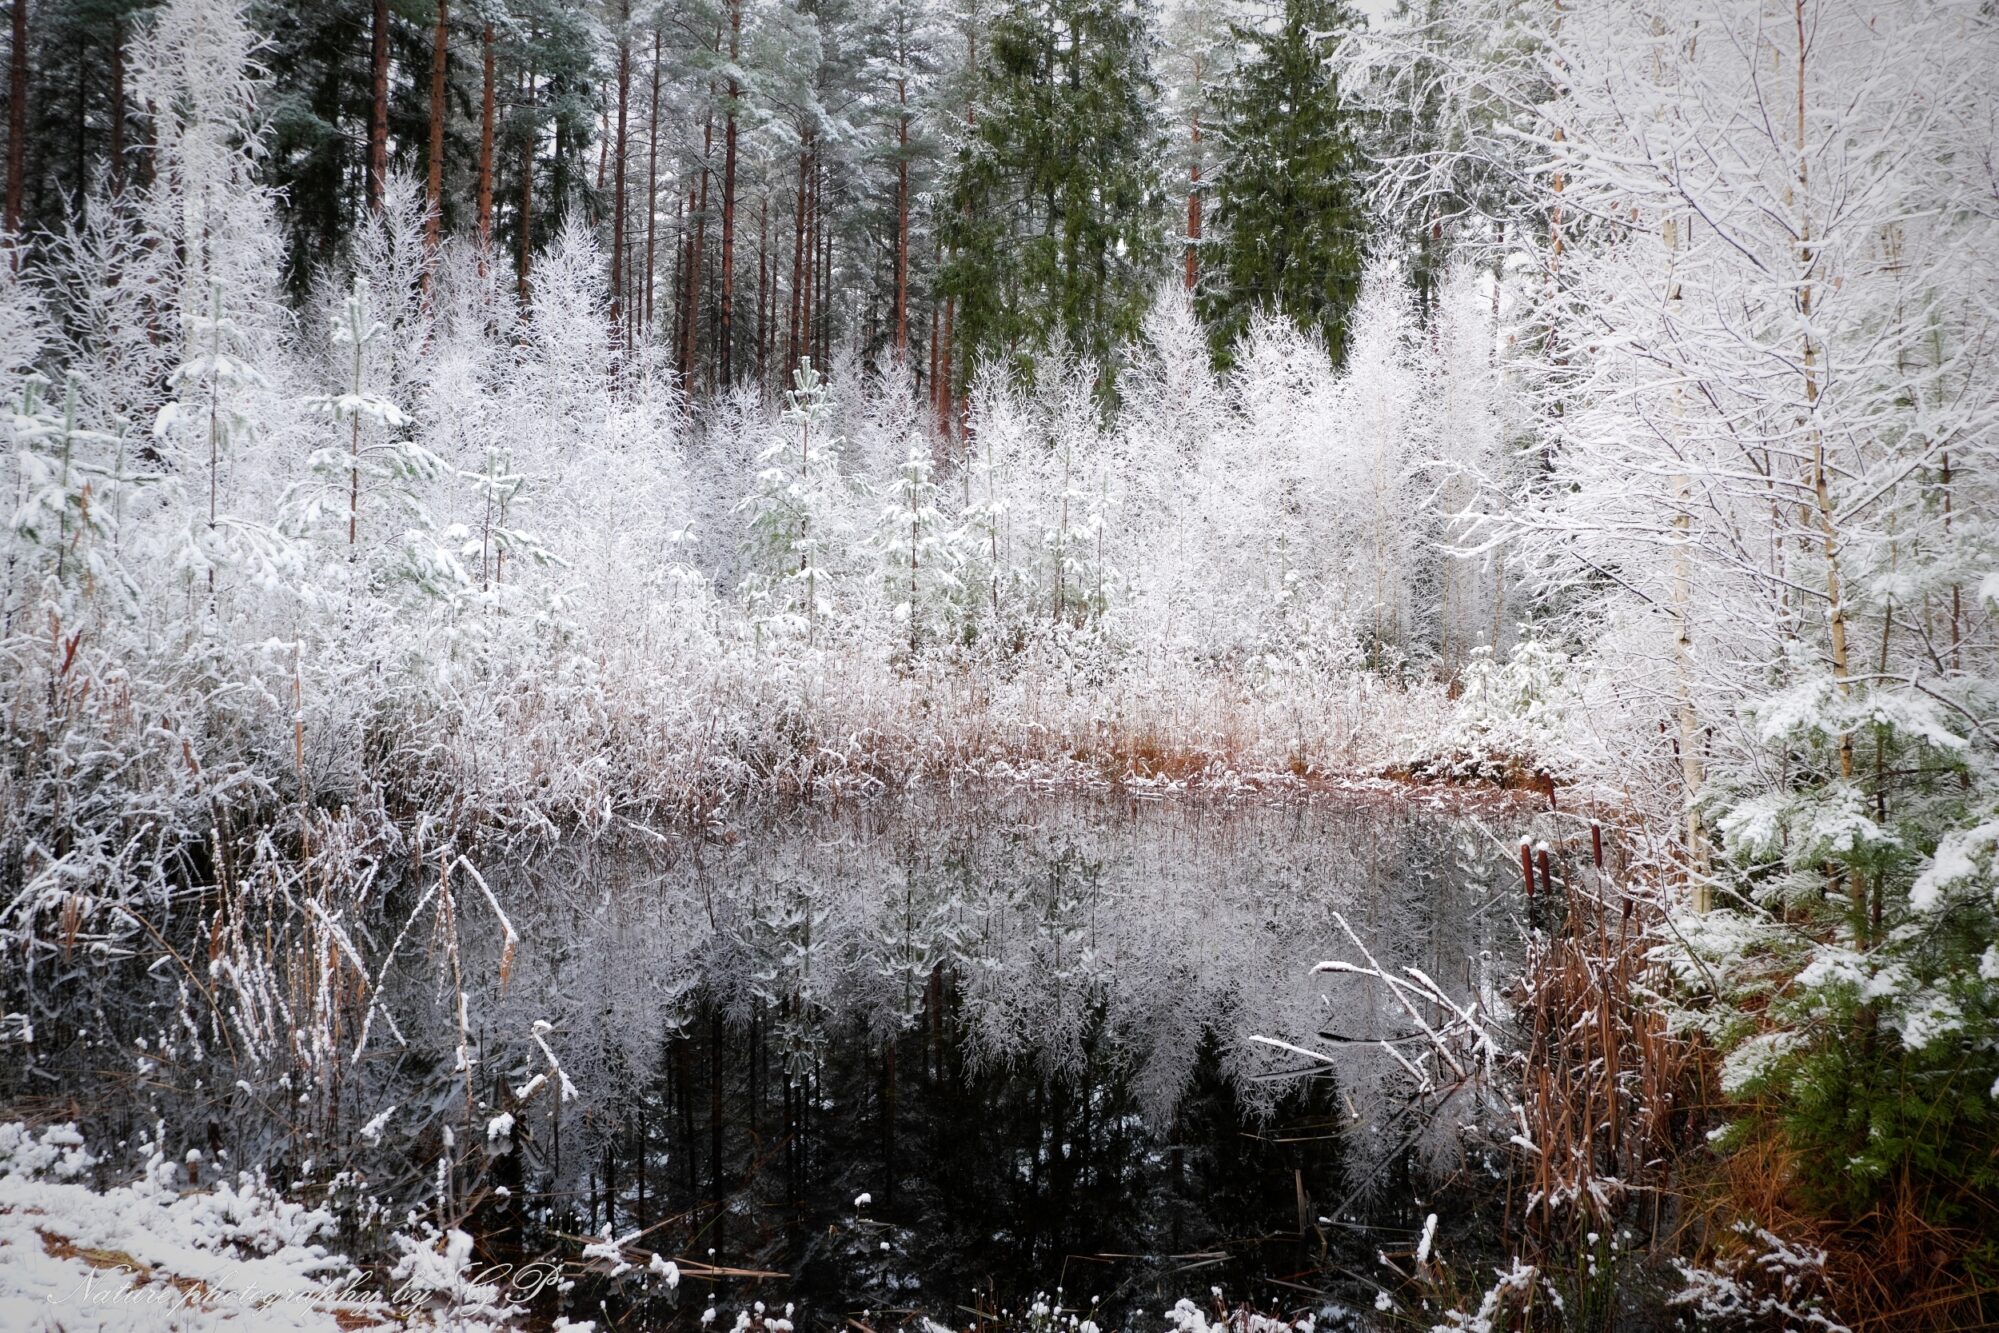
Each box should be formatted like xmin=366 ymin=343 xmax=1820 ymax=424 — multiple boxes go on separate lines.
xmin=892 ymin=8 xmax=911 ymax=358
xmin=819 ymin=202 xmax=831 ymax=366
xmin=671 ymin=193 xmax=685 ymax=369
xmin=1184 ymin=59 xmax=1201 ymax=291
xmin=787 ymin=144 xmax=808 ymax=376
xmin=5 ymin=0 xmax=23 ymax=238
xmin=610 ymin=11 xmax=630 ymax=352
xmin=369 ymin=0 xmax=389 ymax=215
xmin=938 ymin=293 xmax=953 ymax=438
xmin=720 ymin=0 xmax=741 ymax=384
xmin=756 ymin=195 xmax=768 ymax=389
xmin=645 ymin=28 xmax=661 ymax=332
xmin=680 ymin=113 xmax=712 ymax=390
xmin=109 ymin=17 xmax=125 ymax=197
xmin=927 ymin=233 xmax=940 ymax=420
xmin=801 ymin=155 xmax=817 ymax=372
xmin=477 ymin=23 xmax=495 ymax=259
xmin=517 ymin=63 xmax=535 ymax=309
xmin=426 ymin=0 xmax=448 ymax=258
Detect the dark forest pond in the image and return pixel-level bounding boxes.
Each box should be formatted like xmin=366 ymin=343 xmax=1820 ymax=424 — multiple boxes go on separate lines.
xmin=418 ymin=790 xmax=1526 ymax=1329
xmin=16 ymin=789 xmax=1532 ymax=1331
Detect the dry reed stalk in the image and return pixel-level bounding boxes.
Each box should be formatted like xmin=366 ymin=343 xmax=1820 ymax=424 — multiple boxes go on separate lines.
xmin=1510 ymin=843 xmax=1704 ymax=1254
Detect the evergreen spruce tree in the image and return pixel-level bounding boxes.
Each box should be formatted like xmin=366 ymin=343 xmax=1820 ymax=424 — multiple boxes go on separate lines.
xmin=1198 ymin=0 xmax=1365 ymax=367
xmin=940 ymin=0 xmax=1165 ymax=389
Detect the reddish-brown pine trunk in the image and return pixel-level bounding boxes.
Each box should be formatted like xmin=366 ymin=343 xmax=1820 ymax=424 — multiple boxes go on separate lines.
xmin=939 ymin=295 xmax=954 ymax=438
xmin=426 ymin=0 xmax=448 ymax=256
xmin=894 ymin=134 xmax=909 ymax=356
xmin=756 ymin=195 xmax=769 ymax=389
xmin=801 ymin=158 xmax=816 ymax=373
xmin=1184 ymin=90 xmax=1201 ymax=291
xmin=518 ymin=65 xmax=536 ymax=309
xmin=670 ymin=192 xmax=685 ymax=369
xmin=787 ymin=145 xmax=807 ymax=377
xmin=927 ymin=243 xmax=940 ymax=418
xmin=477 ymin=23 xmax=495 ymax=257
xmin=368 ymin=0 xmax=389 ymax=214
xmin=4 ymin=0 xmax=22 ymax=238
xmin=719 ymin=0 xmax=741 ymax=384
xmin=680 ymin=114 xmax=712 ymax=389
xmin=108 ymin=17 xmax=125 ymax=196
xmin=677 ymin=181 xmax=694 ymax=376
xmin=610 ymin=16 xmax=630 ymax=348
xmin=644 ymin=28 xmax=661 ymax=331
xmin=936 ymin=26 xmax=977 ymax=438
xmin=892 ymin=13 xmax=910 ymax=358
xmin=818 ymin=203 xmax=831 ymax=366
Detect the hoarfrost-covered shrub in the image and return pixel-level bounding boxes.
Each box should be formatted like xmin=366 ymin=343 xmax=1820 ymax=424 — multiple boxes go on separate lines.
xmin=1410 ymin=641 xmax=1575 ymax=782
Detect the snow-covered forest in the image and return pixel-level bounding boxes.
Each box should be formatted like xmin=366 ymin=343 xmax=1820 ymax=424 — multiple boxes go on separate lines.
xmin=1 ymin=0 xmax=1996 ymax=1327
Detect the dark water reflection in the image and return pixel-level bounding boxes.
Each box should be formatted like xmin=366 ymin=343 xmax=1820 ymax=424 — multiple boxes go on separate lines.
xmin=424 ymin=790 xmax=1521 ymax=1329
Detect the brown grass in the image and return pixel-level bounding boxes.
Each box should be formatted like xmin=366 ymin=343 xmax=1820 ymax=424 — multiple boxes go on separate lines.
xmin=38 ymin=1226 xmax=152 ymax=1277
xmin=1511 ymin=863 xmax=1708 ymax=1249
xmin=1680 ymin=1128 xmax=1999 ymax=1329
xmin=1513 ymin=848 xmax=1998 ymax=1330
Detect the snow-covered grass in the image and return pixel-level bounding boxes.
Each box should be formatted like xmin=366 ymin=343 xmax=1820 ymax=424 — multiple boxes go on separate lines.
xmin=1 ymin=1122 xmax=388 ymax=1332
xmin=0 ymin=1121 xmax=628 ymax=1333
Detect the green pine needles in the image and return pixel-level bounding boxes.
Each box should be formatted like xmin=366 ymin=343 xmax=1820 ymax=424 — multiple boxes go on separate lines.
xmin=942 ymin=0 xmax=1166 ymax=391
xmin=1198 ymin=0 xmax=1367 ymax=368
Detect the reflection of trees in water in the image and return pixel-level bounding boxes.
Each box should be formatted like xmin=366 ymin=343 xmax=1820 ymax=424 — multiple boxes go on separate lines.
xmin=390 ymin=792 xmax=1515 ymax=1323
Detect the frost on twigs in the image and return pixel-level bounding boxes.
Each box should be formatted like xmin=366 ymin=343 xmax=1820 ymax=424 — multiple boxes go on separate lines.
xmin=1252 ymin=910 xmax=1502 ymax=1107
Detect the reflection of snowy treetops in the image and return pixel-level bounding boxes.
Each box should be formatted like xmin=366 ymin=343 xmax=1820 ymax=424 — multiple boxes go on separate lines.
xmin=398 ymin=794 xmax=1516 ymax=1203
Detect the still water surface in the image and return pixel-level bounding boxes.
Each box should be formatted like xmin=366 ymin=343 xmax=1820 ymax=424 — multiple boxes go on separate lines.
xmin=431 ymin=790 xmax=1524 ymax=1328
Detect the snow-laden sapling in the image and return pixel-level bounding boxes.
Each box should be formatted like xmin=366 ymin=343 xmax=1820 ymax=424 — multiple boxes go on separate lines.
xmin=297 ymin=278 xmax=460 ymax=597
xmin=739 ymin=358 xmax=850 ymax=640
xmin=873 ymin=435 xmax=962 ymax=662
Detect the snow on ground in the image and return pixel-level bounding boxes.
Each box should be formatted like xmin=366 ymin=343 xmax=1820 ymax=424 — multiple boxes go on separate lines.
xmin=0 ymin=1122 xmax=387 ymax=1331
xmin=0 ymin=1122 xmax=564 ymax=1333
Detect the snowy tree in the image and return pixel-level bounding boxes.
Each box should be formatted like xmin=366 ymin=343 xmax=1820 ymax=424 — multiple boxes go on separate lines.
xmin=739 ymin=359 xmax=850 ymax=639
xmin=8 ymin=374 xmax=139 ymax=599
xmin=1355 ymin=0 xmax=1999 ymax=1270
xmin=1338 ymin=253 xmax=1424 ymax=664
xmin=153 ymin=282 xmax=291 ymax=611
xmin=872 ymin=435 xmax=961 ymax=661
xmin=131 ymin=0 xmax=285 ymax=347
xmin=297 ymin=278 xmax=458 ymax=600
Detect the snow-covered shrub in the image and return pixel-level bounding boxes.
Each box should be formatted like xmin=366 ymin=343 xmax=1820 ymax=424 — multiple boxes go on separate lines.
xmin=1409 ymin=641 xmax=1575 ymax=782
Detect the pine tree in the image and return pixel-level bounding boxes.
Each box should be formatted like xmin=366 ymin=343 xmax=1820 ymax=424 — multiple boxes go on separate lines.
xmin=298 ymin=277 xmax=456 ymax=588
xmin=156 ymin=283 xmax=266 ymax=571
xmin=873 ymin=435 xmax=960 ymax=660
xmin=738 ymin=358 xmax=848 ymax=640
xmin=1198 ymin=0 xmax=1364 ymax=367
xmin=8 ymin=372 xmax=137 ymax=594
xmin=940 ymin=0 xmax=1164 ymax=389
xmin=1159 ymin=0 xmax=1234 ymax=295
